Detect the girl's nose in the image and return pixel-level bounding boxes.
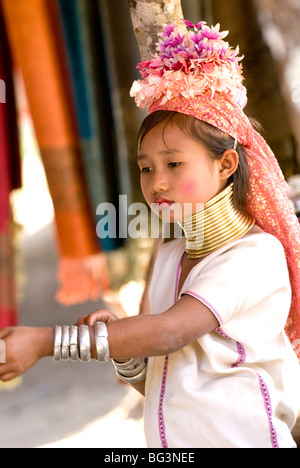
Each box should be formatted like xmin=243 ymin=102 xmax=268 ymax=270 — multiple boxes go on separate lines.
xmin=152 ymin=171 xmax=169 ymax=193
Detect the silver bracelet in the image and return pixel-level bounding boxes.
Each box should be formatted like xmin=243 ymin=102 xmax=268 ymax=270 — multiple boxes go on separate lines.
xmin=113 ymin=358 xmax=148 ymax=384
xmin=79 ymin=325 xmax=91 ymax=362
xmin=94 ymin=322 xmax=110 ymax=363
xmin=61 ymin=326 xmax=70 ymax=360
xmin=115 ymin=363 xmax=147 ymax=384
xmin=53 ymin=326 xmax=62 ymax=362
xmin=113 ymin=358 xmax=141 ymax=370
xmin=114 ymin=359 xmax=146 ymax=377
xmin=69 ymin=325 xmax=79 ymax=362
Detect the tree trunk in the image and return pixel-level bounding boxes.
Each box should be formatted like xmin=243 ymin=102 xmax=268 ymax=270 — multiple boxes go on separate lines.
xmin=127 ymin=0 xmax=186 ymax=61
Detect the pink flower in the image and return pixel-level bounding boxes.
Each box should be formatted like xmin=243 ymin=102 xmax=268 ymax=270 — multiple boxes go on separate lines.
xmin=158 ymin=23 xmax=176 ymax=38
xmin=182 ymin=19 xmax=207 ymax=29
xmin=183 ymin=19 xmax=196 ymax=29
xmin=201 ymin=24 xmax=229 ymax=41
xmin=202 ymin=62 xmax=215 ymax=73
xmin=130 ymin=20 xmax=246 ymax=110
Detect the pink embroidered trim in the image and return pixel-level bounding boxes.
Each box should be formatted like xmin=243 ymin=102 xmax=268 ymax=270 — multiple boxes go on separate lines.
xmin=183 ymin=292 xmax=247 ymax=367
xmin=158 ymin=356 xmax=169 ymax=448
xmin=183 ymin=290 xmax=224 ymax=326
xmin=215 ymin=327 xmax=246 ymax=368
xmin=215 ymin=330 xmax=279 ymax=446
xmin=256 ymin=373 xmax=279 ymax=448
xmin=158 ymin=253 xmax=184 ymax=448
xmin=234 ymin=341 xmax=246 ymax=367
xmin=174 ymin=253 xmax=185 ymax=303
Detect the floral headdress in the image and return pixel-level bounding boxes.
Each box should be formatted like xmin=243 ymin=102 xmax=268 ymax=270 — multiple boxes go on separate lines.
xmin=131 ymin=20 xmax=247 ymax=110
xmin=130 ymin=20 xmax=300 ymax=349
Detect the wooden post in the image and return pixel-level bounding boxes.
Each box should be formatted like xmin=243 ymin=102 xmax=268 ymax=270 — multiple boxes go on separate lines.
xmin=127 ymin=0 xmax=186 ymax=61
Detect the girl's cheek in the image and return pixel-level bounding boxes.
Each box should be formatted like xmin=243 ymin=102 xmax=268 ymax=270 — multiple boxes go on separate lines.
xmin=181 ymin=181 xmax=199 ymax=195
xmin=140 ymin=181 xmax=150 ymax=205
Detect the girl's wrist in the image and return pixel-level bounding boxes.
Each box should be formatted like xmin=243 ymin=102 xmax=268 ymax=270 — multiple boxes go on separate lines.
xmin=37 ymin=327 xmax=55 ymax=359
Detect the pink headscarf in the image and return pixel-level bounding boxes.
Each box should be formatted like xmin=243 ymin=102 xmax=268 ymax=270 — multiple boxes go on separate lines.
xmin=131 ymin=20 xmax=300 ymax=345
xmin=150 ymin=91 xmax=300 ymax=345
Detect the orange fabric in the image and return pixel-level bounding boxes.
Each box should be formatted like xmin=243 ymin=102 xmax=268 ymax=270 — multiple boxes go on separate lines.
xmin=1 ymin=0 xmax=76 ymax=148
xmin=1 ymin=0 xmax=109 ymax=303
xmin=40 ymin=146 xmax=100 ymax=257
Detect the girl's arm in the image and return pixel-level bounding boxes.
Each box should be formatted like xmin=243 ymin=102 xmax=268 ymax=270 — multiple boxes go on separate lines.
xmin=0 ymin=295 xmax=218 ymax=384
xmin=79 ymin=296 xmax=218 ymax=397
xmin=85 ymin=295 xmax=218 ymax=361
xmin=82 ymin=296 xmax=219 ymax=396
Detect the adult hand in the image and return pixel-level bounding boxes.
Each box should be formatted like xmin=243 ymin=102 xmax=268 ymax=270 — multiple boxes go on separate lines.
xmin=0 ymin=327 xmax=53 ymax=382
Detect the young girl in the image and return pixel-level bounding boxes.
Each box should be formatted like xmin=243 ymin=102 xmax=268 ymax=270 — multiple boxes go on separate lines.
xmin=1 ymin=20 xmax=300 ymax=448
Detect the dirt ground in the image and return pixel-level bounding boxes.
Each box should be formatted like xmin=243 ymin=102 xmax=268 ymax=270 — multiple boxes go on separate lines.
xmin=0 ymin=224 xmax=146 ymax=448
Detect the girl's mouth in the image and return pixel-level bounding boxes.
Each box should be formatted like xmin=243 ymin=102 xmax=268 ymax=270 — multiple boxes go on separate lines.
xmin=153 ymin=197 xmax=174 ymax=210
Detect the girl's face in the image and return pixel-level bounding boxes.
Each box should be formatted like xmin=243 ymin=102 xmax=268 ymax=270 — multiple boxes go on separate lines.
xmin=138 ymin=121 xmax=228 ymax=222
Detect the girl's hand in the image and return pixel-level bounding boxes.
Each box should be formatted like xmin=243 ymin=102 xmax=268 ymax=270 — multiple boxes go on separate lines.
xmin=76 ymin=309 xmax=120 ymax=327
xmin=0 ymin=327 xmax=53 ymax=382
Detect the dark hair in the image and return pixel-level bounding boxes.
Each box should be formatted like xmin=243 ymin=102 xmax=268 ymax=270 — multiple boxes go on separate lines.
xmin=138 ymin=110 xmax=250 ymax=212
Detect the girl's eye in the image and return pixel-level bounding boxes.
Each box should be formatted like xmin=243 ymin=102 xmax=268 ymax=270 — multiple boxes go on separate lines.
xmin=168 ymin=162 xmax=181 ymax=168
xmin=140 ymin=167 xmax=152 ymax=174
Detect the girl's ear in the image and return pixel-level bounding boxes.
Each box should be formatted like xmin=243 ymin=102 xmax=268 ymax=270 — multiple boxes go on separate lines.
xmin=219 ymin=149 xmax=239 ymax=180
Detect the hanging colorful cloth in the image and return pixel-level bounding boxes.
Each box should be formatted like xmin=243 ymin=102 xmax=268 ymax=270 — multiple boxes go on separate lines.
xmin=1 ymin=0 xmax=110 ymax=305
xmin=57 ymin=0 xmax=123 ymax=251
xmin=0 ymin=4 xmax=21 ymax=330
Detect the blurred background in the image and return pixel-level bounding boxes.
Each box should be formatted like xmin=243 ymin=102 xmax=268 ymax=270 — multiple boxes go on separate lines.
xmin=0 ymin=0 xmax=300 ymax=448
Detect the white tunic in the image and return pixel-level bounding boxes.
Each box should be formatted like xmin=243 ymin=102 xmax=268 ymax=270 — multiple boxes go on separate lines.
xmin=144 ymin=233 xmax=300 ymax=448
